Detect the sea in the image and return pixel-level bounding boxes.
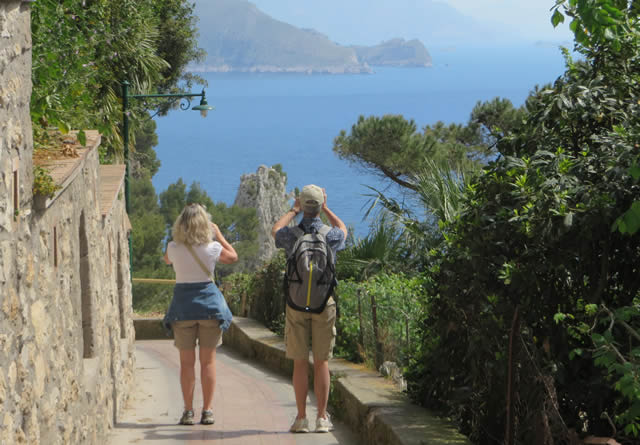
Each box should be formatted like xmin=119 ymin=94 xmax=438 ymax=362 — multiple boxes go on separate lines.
xmin=152 ymin=45 xmax=570 ymax=237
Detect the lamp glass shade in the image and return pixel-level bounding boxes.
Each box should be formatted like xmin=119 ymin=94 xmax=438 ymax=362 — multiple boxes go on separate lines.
xmin=192 ymin=98 xmax=213 ymax=112
xmin=192 ymin=97 xmax=213 ymax=118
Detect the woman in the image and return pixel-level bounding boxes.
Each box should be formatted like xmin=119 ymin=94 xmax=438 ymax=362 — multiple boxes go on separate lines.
xmin=163 ymin=203 xmax=238 ymax=426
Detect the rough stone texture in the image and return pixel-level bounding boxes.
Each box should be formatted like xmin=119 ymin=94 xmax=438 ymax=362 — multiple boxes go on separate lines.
xmin=0 ymin=4 xmax=135 ymax=444
xmin=233 ymin=165 xmax=292 ymax=267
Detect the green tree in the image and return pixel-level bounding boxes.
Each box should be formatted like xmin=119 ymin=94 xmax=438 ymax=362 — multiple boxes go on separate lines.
xmin=332 ymin=99 xmax=524 ymax=191
xmin=128 ymin=127 xmax=168 ymax=280
xmin=159 ymin=178 xmax=189 ymax=230
xmin=132 ymin=119 xmax=161 ymax=178
xmin=406 ymin=2 xmax=640 ymax=443
xmin=158 ymin=179 xmax=259 ymax=275
xmin=31 ymin=0 xmax=205 ymax=155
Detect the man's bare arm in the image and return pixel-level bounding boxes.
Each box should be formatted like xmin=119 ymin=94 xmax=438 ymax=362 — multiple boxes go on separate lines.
xmin=272 ymin=198 xmax=301 ymax=238
xmin=322 ymin=189 xmax=347 ymax=239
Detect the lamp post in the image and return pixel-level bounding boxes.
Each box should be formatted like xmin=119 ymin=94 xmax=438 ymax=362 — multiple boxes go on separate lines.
xmin=122 ymin=80 xmax=213 ymax=276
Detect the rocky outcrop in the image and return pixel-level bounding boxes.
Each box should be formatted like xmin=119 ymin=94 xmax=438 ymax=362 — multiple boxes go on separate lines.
xmin=233 ymin=165 xmax=292 ymax=267
xmin=353 ymin=38 xmax=432 ymax=67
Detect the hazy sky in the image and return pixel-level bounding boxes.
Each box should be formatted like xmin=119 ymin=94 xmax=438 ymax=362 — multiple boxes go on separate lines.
xmin=442 ymin=0 xmax=572 ymax=41
xmin=235 ymin=0 xmax=573 ymax=46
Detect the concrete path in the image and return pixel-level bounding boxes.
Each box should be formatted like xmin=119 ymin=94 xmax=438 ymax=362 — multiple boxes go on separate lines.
xmin=108 ymin=340 xmax=359 ymax=445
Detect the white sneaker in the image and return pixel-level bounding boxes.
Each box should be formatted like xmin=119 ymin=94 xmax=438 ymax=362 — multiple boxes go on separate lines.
xmin=315 ymin=415 xmax=334 ymax=433
xmin=289 ymin=417 xmax=310 ymax=433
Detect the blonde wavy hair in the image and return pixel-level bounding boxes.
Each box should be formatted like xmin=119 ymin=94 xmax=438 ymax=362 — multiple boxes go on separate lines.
xmin=172 ymin=204 xmax=213 ymax=245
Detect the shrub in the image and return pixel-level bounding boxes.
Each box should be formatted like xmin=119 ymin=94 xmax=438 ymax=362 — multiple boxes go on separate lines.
xmin=335 ymin=273 xmax=427 ymax=369
xmin=222 ymin=252 xmax=287 ymax=335
xmin=33 ymin=166 xmax=61 ymax=198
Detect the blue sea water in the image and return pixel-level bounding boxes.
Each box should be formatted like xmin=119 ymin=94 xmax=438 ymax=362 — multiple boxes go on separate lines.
xmin=153 ymin=45 xmax=569 ymax=236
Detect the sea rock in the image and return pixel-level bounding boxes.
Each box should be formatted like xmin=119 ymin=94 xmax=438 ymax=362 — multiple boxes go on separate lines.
xmin=233 ymin=165 xmax=292 ymax=267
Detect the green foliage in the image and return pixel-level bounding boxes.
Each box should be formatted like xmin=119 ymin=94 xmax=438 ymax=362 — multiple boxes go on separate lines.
xmin=336 ymin=218 xmax=406 ymax=281
xmin=158 ymin=179 xmax=259 ymax=276
xmin=31 ymin=0 xmax=206 ymax=313
xmin=613 ymin=162 xmax=640 ymax=235
xmin=573 ymin=303 xmax=640 ymax=437
xmin=552 ymin=0 xmax=632 ymax=52
xmin=334 ymin=273 xmax=427 ymax=367
xmin=404 ymin=2 xmax=640 ymax=442
xmin=32 ymin=166 xmax=61 ymax=198
xmin=152 ymin=0 xmax=206 ymax=93
xmin=356 ymin=158 xmax=468 ymax=271
xmin=31 ymin=0 xmax=205 ymax=157
xmin=132 ymin=119 xmax=161 ymax=177
xmin=221 ymin=252 xmax=287 ymax=335
xmin=220 ymin=273 xmax=253 ymax=316
xmin=132 ymin=282 xmax=173 ymax=315
xmin=333 ymin=99 xmax=523 ymax=191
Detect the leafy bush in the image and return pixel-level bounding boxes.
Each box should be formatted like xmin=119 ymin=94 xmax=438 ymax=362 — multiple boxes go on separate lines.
xmin=132 ymin=282 xmax=173 ymax=315
xmin=33 ymin=166 xmax=61 ymax=198
xmin=31 ymin=0 xmax=204 ymax=155
xmin=406 ymin=3 xmax=640 ymax=443
xmin=335 ymin=273 xmax=427 ymax=368
xmin=222 ymin=252 xmax=287 ymax=335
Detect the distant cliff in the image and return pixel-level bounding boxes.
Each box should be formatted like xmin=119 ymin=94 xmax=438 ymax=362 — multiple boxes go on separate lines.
xmin=353 ymin=38 xmax=432 ymax=67
xmin=193 ymin=0 xmax=431 ymax=73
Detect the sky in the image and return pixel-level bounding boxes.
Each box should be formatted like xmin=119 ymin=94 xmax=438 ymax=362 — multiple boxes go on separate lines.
xmin=234 ymin=0 xmax=574 ymax=46
xmin=442 ymin=0 xmax=573 ymax=41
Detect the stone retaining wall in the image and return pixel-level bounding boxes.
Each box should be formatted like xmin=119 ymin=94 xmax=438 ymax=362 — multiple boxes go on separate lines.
xmin=0 ymin=3 xmax=135 ymax=444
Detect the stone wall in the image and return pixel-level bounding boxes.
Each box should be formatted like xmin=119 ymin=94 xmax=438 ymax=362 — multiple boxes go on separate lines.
xmin=0 ymin=3 xmax=135 ymax=444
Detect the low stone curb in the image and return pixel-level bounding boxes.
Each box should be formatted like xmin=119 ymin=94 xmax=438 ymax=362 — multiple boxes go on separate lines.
xmin=132 ymin=318 xmax=170 ymax=340
xmin=134 ymin=316 xmax=471 ymax=445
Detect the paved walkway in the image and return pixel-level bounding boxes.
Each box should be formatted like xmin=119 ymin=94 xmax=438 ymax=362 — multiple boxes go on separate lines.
xmin=108 ymin=340 xmax=359 ymax=445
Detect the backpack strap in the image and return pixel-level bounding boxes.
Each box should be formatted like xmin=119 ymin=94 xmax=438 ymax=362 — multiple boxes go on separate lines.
xmin=290 ymin=225 xmax=305 ymax=247
xmin=317 ymin=225 xmax=331 ymax=237
xmin=185 ymin=244 xmax=215 ymax=283
xmin=291 ymin=224 xmax=305 ymax=238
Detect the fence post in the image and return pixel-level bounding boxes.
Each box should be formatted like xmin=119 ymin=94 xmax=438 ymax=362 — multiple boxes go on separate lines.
xmin=357 ymin=288 xmax=365 ymax=356
xmin=240 ymin=291 xmax=247 ymax=317
xmin=369 ymin=290 xmax=382 ymax=369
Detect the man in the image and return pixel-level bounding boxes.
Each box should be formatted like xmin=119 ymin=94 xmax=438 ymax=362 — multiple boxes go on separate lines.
xmin=271 ymin=184 xmax=347 ymax=433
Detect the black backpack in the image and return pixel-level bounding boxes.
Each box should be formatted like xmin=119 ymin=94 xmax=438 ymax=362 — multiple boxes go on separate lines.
xmin=284 ymin=223 xmax=337 ymax=313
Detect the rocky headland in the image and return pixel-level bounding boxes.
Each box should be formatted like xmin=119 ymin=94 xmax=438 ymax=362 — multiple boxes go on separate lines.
xmin=194 ymin=0 xmax=432 ymax=74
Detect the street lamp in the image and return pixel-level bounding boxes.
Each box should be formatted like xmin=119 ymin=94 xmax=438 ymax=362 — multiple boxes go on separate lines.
xmin=121 ymin=80 xmax=214 ymax=275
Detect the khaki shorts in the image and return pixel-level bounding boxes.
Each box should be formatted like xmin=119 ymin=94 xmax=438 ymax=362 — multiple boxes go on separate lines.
xmin=172 ymin=319 xmax=223 ymax=350
xmin=285 ymin=298 xmax=336 ymax=360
